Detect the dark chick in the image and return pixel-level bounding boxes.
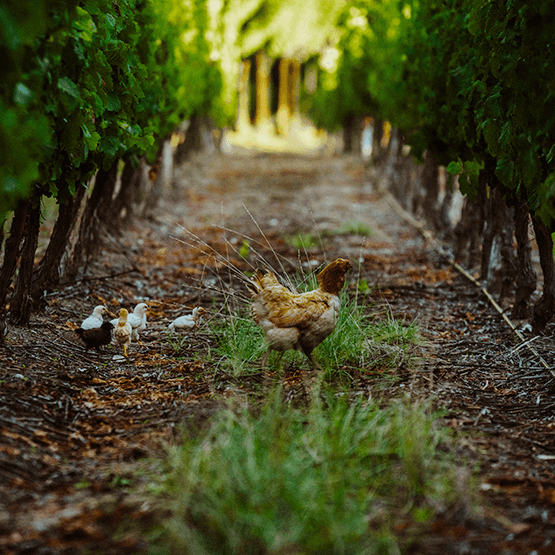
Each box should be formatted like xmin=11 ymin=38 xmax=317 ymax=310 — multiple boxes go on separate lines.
xmin=75 ymin=321 xmax=113 ymax=350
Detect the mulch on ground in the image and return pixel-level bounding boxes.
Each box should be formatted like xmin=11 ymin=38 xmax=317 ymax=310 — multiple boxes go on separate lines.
xmin=1 ymin=151 xmax=554 ymax=554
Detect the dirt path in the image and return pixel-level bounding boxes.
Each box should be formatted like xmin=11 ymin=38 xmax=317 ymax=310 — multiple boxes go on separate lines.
xmin=1 ymin=150 xmax=555 ymax=553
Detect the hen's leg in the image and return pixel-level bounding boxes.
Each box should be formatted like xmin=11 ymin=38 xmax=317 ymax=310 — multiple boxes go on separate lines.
xmin=260 ymin=348 xmax=271 ymax=368
xmin=303 ymin=348 xmax=321 ymax=371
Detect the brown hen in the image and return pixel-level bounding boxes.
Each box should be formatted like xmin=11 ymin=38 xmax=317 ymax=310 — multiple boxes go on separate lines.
xmin=248 ymin=258 xmax=352 ymax=368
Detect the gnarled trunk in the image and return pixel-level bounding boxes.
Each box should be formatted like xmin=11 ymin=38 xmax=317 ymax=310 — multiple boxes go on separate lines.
xmin=531 ymin=217 xmax=555 ymax=333
xmin=108 ymin=157 xmax=136 ymax=234
xmin=66 ymin=161 xmax=119 ymax=280
xmin=11 ymin=201 xmax=41 ymax=325
xmin=512 ymin=200 xmax=536 ymax=319
xmin=0 ymin=200 xmax=30 ymax=312
xmin=454 ymin=174 xmax=486 ymax=268
xmin=480 ymin=185 xmax=516 ymax=303
xmin=343 ymin=114 xmax=362 ymax=154
xmin=437 ymin=173 xmax=454 ymax=240
xmin=30 ymin=184 xmax=87 ymax=309
xmin=421 ymin=152 xmax=440 ymax=229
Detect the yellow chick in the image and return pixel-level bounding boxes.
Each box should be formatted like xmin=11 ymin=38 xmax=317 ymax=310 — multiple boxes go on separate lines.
xmin=114 ymin=308 xmax=132 ymax=357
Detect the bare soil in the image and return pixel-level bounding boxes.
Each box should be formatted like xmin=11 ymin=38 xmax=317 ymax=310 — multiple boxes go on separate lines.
xmin=1 ymin=150 xmax=555 ymax=554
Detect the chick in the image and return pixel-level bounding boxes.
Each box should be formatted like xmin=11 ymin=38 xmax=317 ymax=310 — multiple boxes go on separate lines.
xmin=168 ymin=307 xmax=206 ymax=333
xmin=111 ymin=303 xmax=148 ymax=341
xmin=128 ymin=303 xmax=148 ymax=341
xmin=114 ymin=308 xmax=132 ymax=357
xmin=75 ymin=322 xmax=113 ymax=351
xmin=80 ymin=305 xmax=108 ymax=330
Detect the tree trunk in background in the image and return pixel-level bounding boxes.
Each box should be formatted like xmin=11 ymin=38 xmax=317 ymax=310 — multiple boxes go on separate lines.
xmin=11 ymin=202 xmax=41 ymax=325
xmin=480 ymin=185 xmax=515 ymax=302
xmin=421 ymin=151 xmax=440 ymax=229
xmin=437 ymin=173 xmax=454 ymax=240
xmin=108 ymin=157 xmax=137 ymax=234
xmin=174 ymin=117 xmax=220 ymax=166
xmin=343 ymin=114 xmax=362 ymax=154
xmin=255 ymin=50 xmax=272 ymax=132
xmin=30 ymin=183 xmax=87 ymax=310
xmin=236 ymin=59 xmax=252 ymax=133
xmin=454 ymin=175 xmax=486 ymax=267
xmin=174 ymin=118 xmax=202 ymax=165
xmin=288 ymin=59 xmax=301 ymax=123
xmin=145 ymin=136 xmax=173 ymax=219
xmin=531 ymin=217 xmax=555 ymax=333
xmin=127 ymin=158 xmax=151 ymax=220
xmin=389 ymin=154 xmax=415 ymax=211
xmin=383 ymin=128 xmax=410 ymax=208
xmin=480 ymin=185 xmax=496 ymax=284
xmin=276 ymin=58 xmax=291 ymax=136
xmin=512 ymin=200 xmax=537 ymax=319
xmin=66 ymin=161 xmax=119 ymax=280
xmin=497 ymin=203 xmax=516 ymax=304
xmin=371 ymin=117 xmax=386 ymax=162
xmin=95 ymin=162 xmax=119 ymax=232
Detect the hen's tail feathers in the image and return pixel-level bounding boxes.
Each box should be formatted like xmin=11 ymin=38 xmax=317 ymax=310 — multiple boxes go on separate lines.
xmin=317 ymin=258 xmax=352 ymax=295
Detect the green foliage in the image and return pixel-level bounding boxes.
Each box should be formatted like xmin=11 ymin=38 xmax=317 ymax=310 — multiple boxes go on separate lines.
xmin=465 ymin=0 xmax=555 ymax=219
xmin=386 ymin=0 xmax=555 ymax=220
xmin=0 ymin=0 xmax=76 ymax=217
xmin=153 ymin=393 xmax=463 ymax=554
xmin=147 ymin=0 xmax=223 ymax=131
xmin=395 ymin=0 xmax=480 ymax=166
xmin=0 ymin=0 xmax=224 ymax=221
xmin=240 ymin=0 xmax=344 ymax=59
xmin=307 ymin=0 xmax=407 ymax=131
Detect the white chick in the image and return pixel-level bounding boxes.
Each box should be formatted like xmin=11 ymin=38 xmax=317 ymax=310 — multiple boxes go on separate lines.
xmin=114 ymin=308 xmax=132 ymax=357
xmin=80 ymin=306 xmax=108 ymax=330
xmin=168 ymin=307 xmax=206 ymax=333
xmin=110 ymin=303 xmax=148 ymax=341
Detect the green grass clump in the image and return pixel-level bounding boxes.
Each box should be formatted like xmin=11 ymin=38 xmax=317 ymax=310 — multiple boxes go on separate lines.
xmin=317 ymin=294 xmax=419 ymax=372
xmin=333 ymin=220 xmax=373 ymax=236
xmin=284 ymin=232 xmax=321 ymax=250
xmin=150 ymin=393 xmax=464 ymax=554
xmin=211 ymin=314 xmax=266 ymax=375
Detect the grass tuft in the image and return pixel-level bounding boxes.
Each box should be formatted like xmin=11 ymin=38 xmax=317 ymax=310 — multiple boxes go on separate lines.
xmin=284 ymin=232 xmax=321 ymax=250
xmin=150 ymin=392 xmax=465 ymax=554
xmin=332 ymin=220 xmax=373 ymax=236
xmin=211 ymin=314 xmax=266 ymax=375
